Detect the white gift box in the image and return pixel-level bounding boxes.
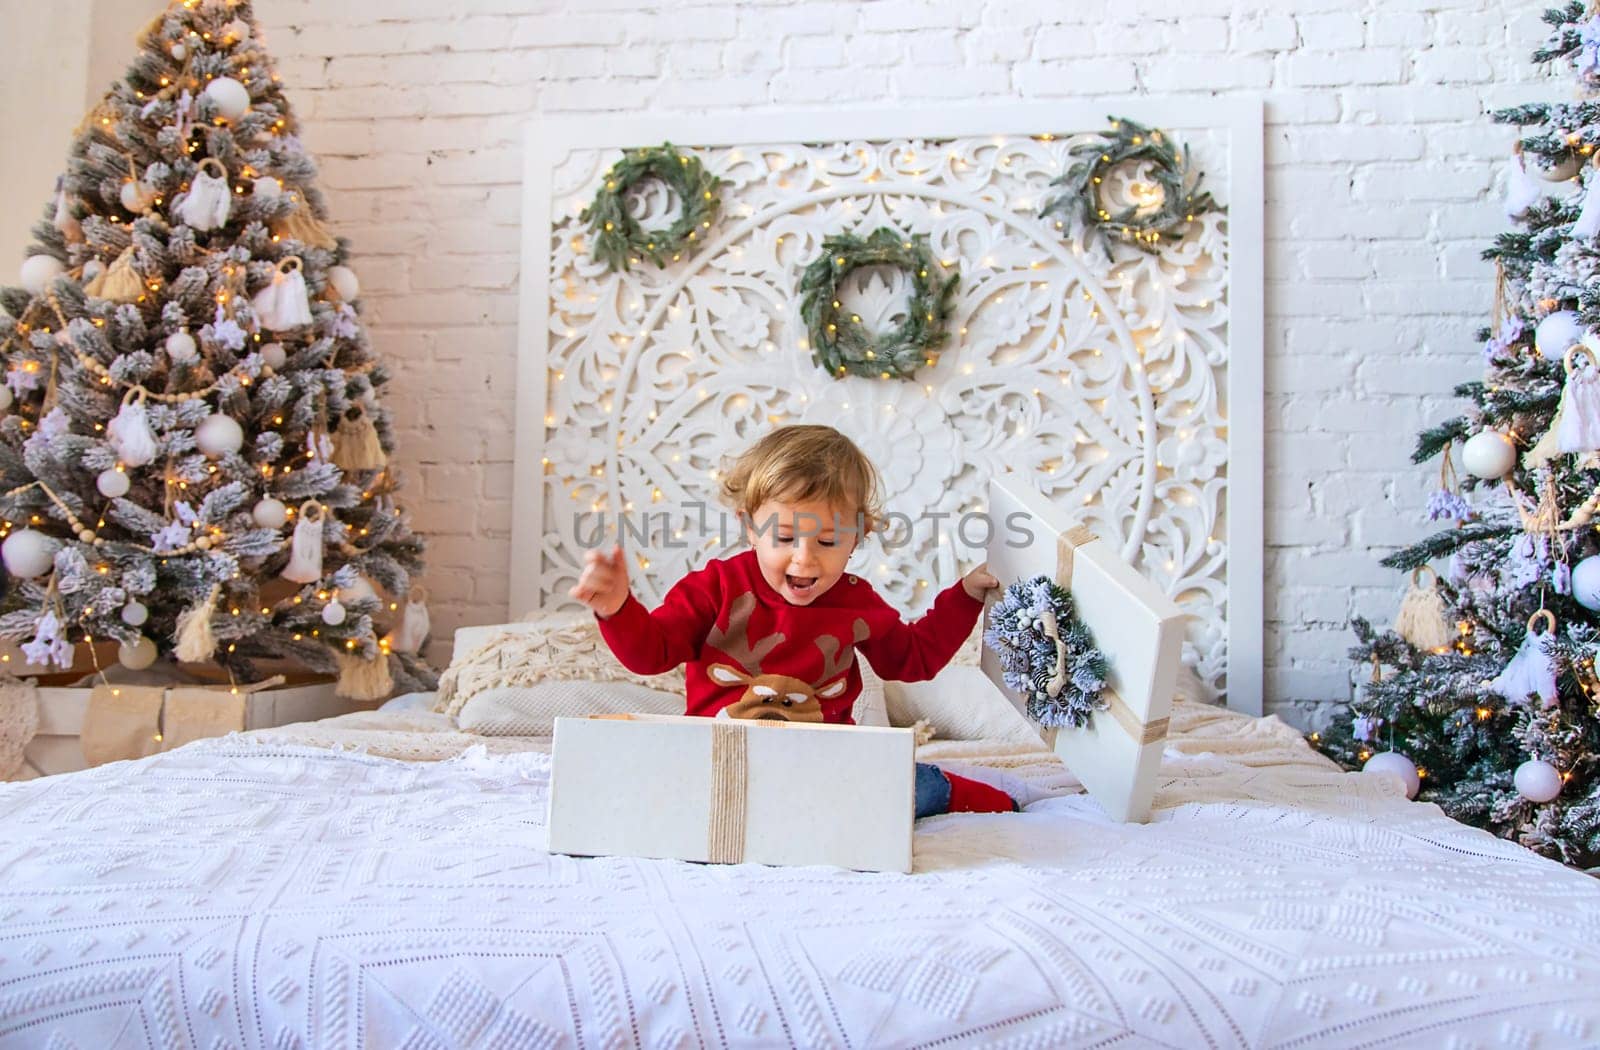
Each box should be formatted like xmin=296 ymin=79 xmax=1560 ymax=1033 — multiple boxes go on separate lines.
xmin=549 ymin=714 xmax=916 ymax=872
xmin=981 ymin=474 xmax=1187 ymax=823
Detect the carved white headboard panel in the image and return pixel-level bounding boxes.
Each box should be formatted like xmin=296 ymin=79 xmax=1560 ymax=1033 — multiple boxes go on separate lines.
xmin=512 ymin=102 xmax=1263 ymax=712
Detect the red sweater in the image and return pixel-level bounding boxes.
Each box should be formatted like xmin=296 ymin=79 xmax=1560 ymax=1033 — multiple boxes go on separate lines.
xmin=596 ymin=550 xmax=982 ymax=724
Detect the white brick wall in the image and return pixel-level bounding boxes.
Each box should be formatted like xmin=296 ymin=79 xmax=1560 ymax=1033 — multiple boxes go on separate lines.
xmin=2 ymin=1 xmax=1557 ymax=724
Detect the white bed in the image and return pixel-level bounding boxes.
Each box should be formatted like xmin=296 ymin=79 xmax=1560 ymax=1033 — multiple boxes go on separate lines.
xmin=3 ymin=701 xmax=1598 ymax=1048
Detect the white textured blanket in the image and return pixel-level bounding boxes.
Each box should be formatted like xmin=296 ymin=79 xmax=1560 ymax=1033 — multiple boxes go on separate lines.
xmin=2 ymin=704 xmax=1598 ymax=1048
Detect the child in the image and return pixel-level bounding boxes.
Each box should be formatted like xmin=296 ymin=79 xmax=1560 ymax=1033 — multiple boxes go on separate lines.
xmin=569 ymin=424 xmax=1018 ymax=817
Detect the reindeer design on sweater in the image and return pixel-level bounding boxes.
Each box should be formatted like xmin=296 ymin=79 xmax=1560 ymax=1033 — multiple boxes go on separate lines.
xmin=706 ymin=593 xmax=871 ymax=723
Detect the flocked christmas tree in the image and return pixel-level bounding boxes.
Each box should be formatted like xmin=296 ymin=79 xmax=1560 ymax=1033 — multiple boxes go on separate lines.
xmin=0 ymin=0 xmax=435 ymax=698
xmin=1313 ymin=3 xmax=1600 ymax=869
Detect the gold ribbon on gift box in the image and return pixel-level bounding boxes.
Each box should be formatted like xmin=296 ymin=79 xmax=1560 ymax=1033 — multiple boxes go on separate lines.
xmin=707 ymin=721 xmax=749 ymax=864
xmin=80 ymin=675 xmax=287 ymax=767
xmin=1054 ymin=528 xmax=1169 ymax=747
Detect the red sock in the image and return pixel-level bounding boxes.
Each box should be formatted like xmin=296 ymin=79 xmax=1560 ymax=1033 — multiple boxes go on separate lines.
xmin=943 ymin=771 xmax=1019 ymax=814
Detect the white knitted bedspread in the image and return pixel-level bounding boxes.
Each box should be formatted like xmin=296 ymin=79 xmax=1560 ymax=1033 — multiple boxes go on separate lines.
xmin=2 ymin=706 xmax=1598 ymax=1048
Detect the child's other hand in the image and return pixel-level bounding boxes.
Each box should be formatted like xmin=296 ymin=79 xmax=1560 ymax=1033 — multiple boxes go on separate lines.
xmin=569 ymin=545 xmax=630 ymax=618
xmin=962 ymin=563 xmax=1000 ymax=601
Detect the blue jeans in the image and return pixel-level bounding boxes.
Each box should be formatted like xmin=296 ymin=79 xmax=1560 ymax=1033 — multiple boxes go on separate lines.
xmin=914 ymin=762 xmax=951 ymax=818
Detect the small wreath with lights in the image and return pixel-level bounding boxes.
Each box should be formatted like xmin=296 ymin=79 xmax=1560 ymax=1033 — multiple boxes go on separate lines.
xmin=983 ymin=575 xmax=1109 ymax=728
xmin=580 ymin=142 xmax=723 ymax=272
xmin=1040 ymin=116 xmax=1222 ymax=253
xmin=796 ymin=227 xmax=958 ymax=381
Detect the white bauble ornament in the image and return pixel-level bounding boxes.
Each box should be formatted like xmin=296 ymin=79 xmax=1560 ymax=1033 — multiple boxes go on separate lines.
xmin=326 ymin=265 xmax=360 ymax=301
xmin=253 ymin=177 xmax=282 ymax=201
xmin=1534 ymin=152 xmax=1583 ymax=182
xmin=2 ymin=529 xmax=59 ymax=578
xmin=252 ymin=497 xmax=288 ymax=529
xmin=1514 ymin=758 xmax=1563 ymax=803
xmin=171 ymin=42 xmax=186 ymax=60
xmin=119 ymin=181 xmax=154 ymax=213
xmin=117 ymin=635 xmax=158 ymax=671
xmin=1363 ymin=751 xmax=1420 ymax=800
xmin=1461 ymin=430 xmax=1517 ymax=479
xmin=341 ymin=576 xmax=377 ymax=604
xmin=195 ymin=414 xmax=244 ymax=458
xmin=260 ymin=342 xmax=287 ymax=370
xmin=0 ymin=385 xmax=12 ymax=413
xmin=96 ymin=467 xmax=131 ymax=498
xmin=121 ymin=601 xmax=149 ymax=627
xmin=1536 ymin=310 xmax=1586 ymax=360
xmin=165 ymin=330 xmax=198 ymax=365
xmin=203 ymin=76 xmax=250 ymax=120
xmin=322 ymin=599 xmax=347 ymax=626
xmin=1572 ymin=555 xmax=1600 ymax=611
xmin=20 ymin=255 xmax=64 ymax=294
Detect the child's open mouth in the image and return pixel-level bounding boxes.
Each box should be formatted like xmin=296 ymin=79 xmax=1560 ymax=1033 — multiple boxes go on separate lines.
xmin=786 ymin=575 xmax=818 ymax=595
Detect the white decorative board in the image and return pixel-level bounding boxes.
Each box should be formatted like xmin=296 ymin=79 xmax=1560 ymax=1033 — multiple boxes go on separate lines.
xmin=512 ymin=102 xmax=1263 ymax=712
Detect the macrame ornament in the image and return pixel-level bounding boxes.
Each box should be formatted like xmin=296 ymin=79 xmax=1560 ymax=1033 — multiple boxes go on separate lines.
xmin=179 ymin=157 xmax=232 ymax=232
xmin=336 ymin=650 xmax=393 ymax=701
xmin=1557 ymin=344 xmax=1600 ymax=453
xmin=1487 ymin=609 xmax=1560 ymax=709
xmin=83 ymin=246 xmax=144 ymax=303
xmin=107 ymin=387 xmax=159 ymax=467
xmin=331 ymin=404 xmax=386 ymax=472
xmin=1574 ymin=157 xmax=1600 ymax=239
xmin=273 ymin=200 xmax=338 ymax=250
xmin=384 ymin=586 xmax=431 ymax=654
xmin=251 ymin=256 xmax=313 ymax=331
xmin=174 ymin=583 xmax=221 ymax=663
xmin=280 ymin=500 xmax=325 ymax=583
xmin=1394 ymin=565 xmax=1453 ymax=651
xmin=1504 ymin=144 xmax=1544 ymax=220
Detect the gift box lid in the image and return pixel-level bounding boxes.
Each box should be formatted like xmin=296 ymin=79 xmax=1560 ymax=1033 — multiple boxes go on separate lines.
xmin=981 ymin=473 xmax=1187 ymax=822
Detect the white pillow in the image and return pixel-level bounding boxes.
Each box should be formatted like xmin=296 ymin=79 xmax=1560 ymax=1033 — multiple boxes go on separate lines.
xmin=882 ymin=665 xmax=1042 ymax=746
xmin=458 ymin=680 xmax=683 ymax=736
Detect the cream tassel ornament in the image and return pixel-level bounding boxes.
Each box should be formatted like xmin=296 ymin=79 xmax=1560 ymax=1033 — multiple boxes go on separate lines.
xmin=179 ymin=157 xmax=232 ymax=231
xmin=273 ymin=200 xmax=339 ymax=251
xmin=384 ymin=586 xmax=430 ymax=654
xmin=1574 ymin=159 xmax=1600 ymax=240
xmin=174 ymin=583 xmax=221 ymax=663
xmin=1557 ymin=345 xmax=1600 ymax=453
xmin=331 ymin=405 xmax=386 ymax=472
xmin=84 ymin=246 xmax=144 ymax=303
xmin=1487 ymin=609 xmax=1560 ymax=708
xmin=52 ymin=181 xmax=81 ymax=242
xmin=336 ymin=650 xmax=393 ymax=700
xmin=252 ymin=255 xmax=313 ymax=331
xmin=1393 ymin=565 xmax=1453 ymax=652
xmin=107 ymin=387 xmax=159 ymax=467
xmin=280 ymin=500 xmax=325 ymax=583
xmin=1505 ymin=144 xmax=1544 ymax=220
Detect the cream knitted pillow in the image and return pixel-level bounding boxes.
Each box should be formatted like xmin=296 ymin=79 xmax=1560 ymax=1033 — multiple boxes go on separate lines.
xmin=434 ymin=614 xmax=685 ymax=718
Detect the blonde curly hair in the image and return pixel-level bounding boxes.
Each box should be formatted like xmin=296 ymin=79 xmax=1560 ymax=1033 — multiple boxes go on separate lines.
xmin=719 ymin=425 xmax=884 ymax=536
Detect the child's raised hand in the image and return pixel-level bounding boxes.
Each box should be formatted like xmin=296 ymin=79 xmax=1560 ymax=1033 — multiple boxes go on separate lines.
xmin=962 ymin=563 xmax=1000 ymax=602
xmin=569 ymin=544 xmax=630 ymax=618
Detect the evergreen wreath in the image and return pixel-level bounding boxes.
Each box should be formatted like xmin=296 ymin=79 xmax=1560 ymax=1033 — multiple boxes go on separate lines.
xmin=1040 ymin=116 xmax=1222 ymax=254
xmin=580 ymin=142 xmax=723 ymax=272
xmin=983 ymin=575 xmax=1109 ymax=728
xmin=797 ymin=227 xmax=958 ymax=381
